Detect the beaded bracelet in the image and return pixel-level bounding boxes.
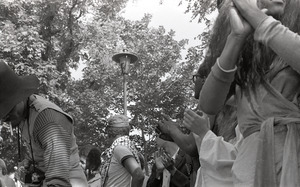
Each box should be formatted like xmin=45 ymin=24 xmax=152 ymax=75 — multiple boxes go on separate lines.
xmin=216 ymin=58 xmax=237 ymax=73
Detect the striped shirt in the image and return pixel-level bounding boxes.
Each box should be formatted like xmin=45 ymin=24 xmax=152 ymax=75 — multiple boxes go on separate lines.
xmin=33 ymin=109 xmax=73 ymax=186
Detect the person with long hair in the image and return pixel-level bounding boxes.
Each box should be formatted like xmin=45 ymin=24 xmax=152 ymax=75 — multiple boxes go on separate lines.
xmin=199 ymin=0 xmax=300 ymax=186
xmin=86 ymin=148 xmax=102 ymax=187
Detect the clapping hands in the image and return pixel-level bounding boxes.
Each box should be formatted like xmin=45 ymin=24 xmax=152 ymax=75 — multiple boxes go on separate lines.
xmin=183 ymin=109 xmax=209 ymax=138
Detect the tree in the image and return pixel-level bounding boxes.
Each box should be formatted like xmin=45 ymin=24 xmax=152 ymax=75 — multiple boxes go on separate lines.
xmin=69 ymin=12 xmax=202 ymax=175
xmin=0 ymin=0 xmax=215 ymax=175
xmin=0 ymin=0 xmax=129 ymax=172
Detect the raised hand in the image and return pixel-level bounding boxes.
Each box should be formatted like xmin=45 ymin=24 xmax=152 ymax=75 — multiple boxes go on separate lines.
xmin=229 ymin=2 xmax=253 ymax=39
xmin=157 ymin=113 xmax=180 ymax=135
xmin=232 ymin=0 xmax=259 ymax=13
xmin=183 ymin=109 xmax=209 ymax=137
xmin=161 ymin=150 xmax=175 ymax=173
xmin=154 ymin=148 xmax=165 ymax=174
xmin=231 ymin=0 xmax=272 ymax=30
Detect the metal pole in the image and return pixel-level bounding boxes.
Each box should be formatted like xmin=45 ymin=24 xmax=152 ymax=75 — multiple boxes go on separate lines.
xmin=112 ymin=51 xmax=138 ymax=116
xmin=123 ymin=73 xmax=127 ymax=116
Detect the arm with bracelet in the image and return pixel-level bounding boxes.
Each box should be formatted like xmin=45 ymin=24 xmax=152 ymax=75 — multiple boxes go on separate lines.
xmin=200 ymin=4 xmax=250 ymax=115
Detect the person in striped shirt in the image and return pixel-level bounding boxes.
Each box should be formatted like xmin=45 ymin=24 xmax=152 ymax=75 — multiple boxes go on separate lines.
xmin=0 ymin=61 xmax=88 ymax=187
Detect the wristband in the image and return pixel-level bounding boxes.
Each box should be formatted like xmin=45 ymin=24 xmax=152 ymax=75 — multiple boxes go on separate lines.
xmin=217 ymin=58 xmax=237 ymax=73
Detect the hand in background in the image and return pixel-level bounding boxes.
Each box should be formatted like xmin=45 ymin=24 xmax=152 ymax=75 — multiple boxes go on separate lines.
xmin=157 ymin=114 xmax=180 ymax=135
xmin=154 ymin=149 xmax=165 ymax=175
xmin=161 ymin=150 xmax=175 ymax=174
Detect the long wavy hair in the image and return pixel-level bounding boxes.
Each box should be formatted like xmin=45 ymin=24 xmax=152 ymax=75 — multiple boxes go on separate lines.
xmin=196 ymin=0 xmax=300 ymax=139
xmin=198 ymin=0 xmax=300 ymax=92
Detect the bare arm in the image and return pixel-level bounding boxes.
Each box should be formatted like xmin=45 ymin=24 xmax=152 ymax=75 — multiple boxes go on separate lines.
xmin=158 ymin=115 xmax=198 ymax=157
xmin=123 ymin=157 xmax=145 ymax=187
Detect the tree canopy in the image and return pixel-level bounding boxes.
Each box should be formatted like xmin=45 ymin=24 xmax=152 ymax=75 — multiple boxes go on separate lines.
xmin=0 ymin=0 xmax=218 ymax=174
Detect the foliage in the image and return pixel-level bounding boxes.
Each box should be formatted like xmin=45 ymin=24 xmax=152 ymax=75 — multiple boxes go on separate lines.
xmin=0 ymin=0 xmax=212 ymax=175
xmin=0 ymin=0 xmax=129 ymax=172
xmin=180 ymin=0 xmax=219 ymax=23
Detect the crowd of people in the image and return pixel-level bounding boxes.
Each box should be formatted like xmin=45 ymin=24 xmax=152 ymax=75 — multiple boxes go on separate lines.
xmin=1 ymin=0 xmax=300 ymax=186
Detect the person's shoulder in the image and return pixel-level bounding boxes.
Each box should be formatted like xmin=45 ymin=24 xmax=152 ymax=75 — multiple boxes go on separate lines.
xmin=114 ymin=145 xmax=132 ymax=153
xmin=113 ymin=145 xmax=134 ymax=160
xmin=3 ymin=176 xmax=16 ymax=187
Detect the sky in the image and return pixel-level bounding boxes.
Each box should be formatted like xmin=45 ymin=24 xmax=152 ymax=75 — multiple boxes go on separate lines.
xmin=122 ymin=0 xmax=206 ymax=50
xmin=71 ymin=0 xmax=216 ymax=79
xmin=122 ymin=0 xmax=211 ymax=137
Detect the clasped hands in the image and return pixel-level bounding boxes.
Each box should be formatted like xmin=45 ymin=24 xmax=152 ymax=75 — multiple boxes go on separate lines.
xmin=157 ymin=110 xmax=209 ymax=140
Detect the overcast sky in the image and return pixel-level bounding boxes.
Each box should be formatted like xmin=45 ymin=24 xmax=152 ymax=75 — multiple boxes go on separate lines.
xmin=71 ymin=0 xmax=215 ymax=79
xmin=122 ymin=0 xmax=206 ymax=49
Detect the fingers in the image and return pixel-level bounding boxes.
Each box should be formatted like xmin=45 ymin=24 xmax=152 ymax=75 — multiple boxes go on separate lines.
xmin=184 ymin=109 xmax=204 ymax=121
xmin=229 ymin=5 xmax=243 ymax=27
xmin=161 ymin=151 xmax=172 ymax=165
xmin=183 ymin=109 xmax=210 ymax=132
xmin=157 ymin=121 xmax=170 ymax=134
xmin=182 ymin=120 xmax=191 ymax=130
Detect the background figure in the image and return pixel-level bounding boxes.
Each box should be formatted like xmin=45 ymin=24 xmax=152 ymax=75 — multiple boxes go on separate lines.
xmin=86 ymin=147 xmax=101 ymax=187
xmin=200 ymin=0 xmax=300 ymax=186
xmin=137 ymin=152 xmax=149 ymax=187
xmin=100 ymin=114 xmax=144 ymax=187
xmin=0 ymin=61 xmax=87 ymax=186
xmin=79 ymin=145 xmax=95 ymax=172
xmin=0 ymin=159 xmax=16 ymax=187
xmin=156 ymin=114 xmax=201 ymax=187
xmin=147 ymin=136 xmax=192 ymax=187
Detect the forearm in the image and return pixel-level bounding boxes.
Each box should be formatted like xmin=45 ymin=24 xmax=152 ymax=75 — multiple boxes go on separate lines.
xmin=131 ymin=168 xmax=145 ymax=187
xmin=219 ymin=33 xmax=246 ymax=69
xmin=169 ymin=128 xmax=198 ymax=157
xmin=254 ymin=16 xmax=300 ymax=73
xmin=200 ymin=34 xmax=244 ymax=115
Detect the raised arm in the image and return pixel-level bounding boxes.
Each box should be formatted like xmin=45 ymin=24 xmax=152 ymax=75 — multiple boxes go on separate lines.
xmin=157 ymin=115 xmax=198 ymax=157
xmin=233 ymin=0 xmax=300 ymax=73
xmin=200 ymin=5 xmax=251 ymax=115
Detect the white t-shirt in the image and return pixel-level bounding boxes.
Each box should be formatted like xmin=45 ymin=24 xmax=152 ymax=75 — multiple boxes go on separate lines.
xmin=104 ymin=145 xmax=135 ymax=187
